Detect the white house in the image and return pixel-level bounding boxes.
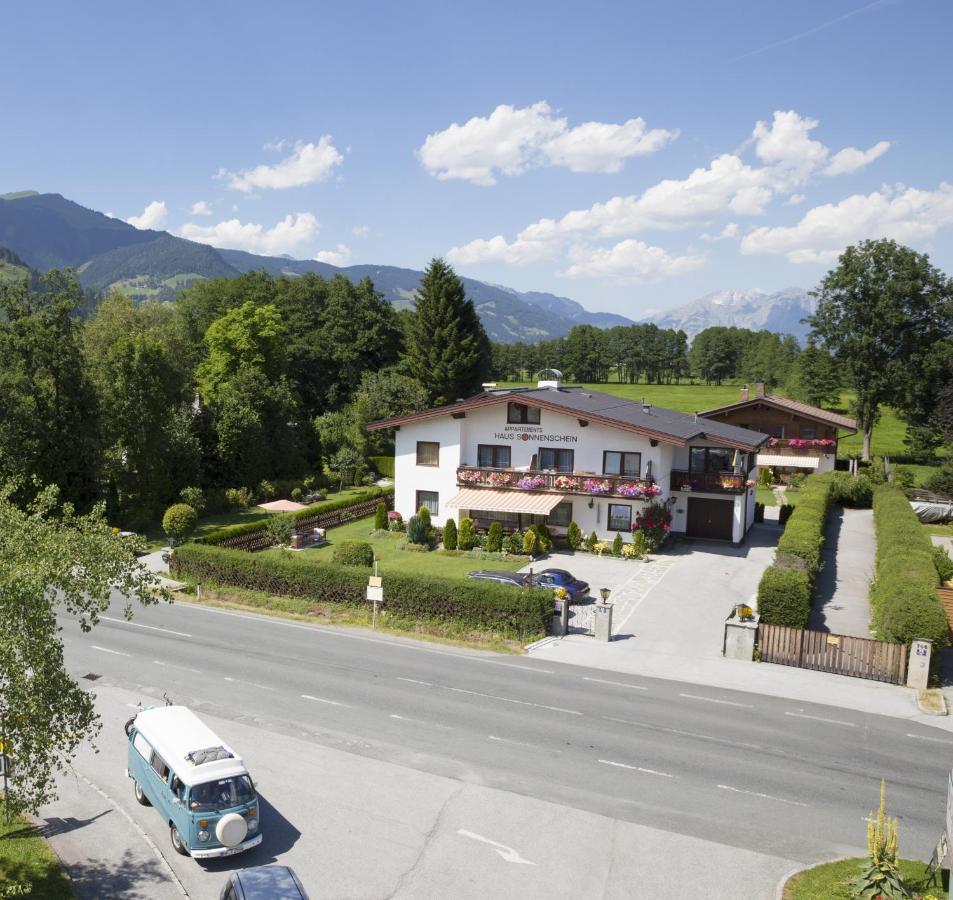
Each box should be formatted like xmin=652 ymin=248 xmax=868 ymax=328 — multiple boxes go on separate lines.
xmin=366 ymin=377 xmax=771 ymax=544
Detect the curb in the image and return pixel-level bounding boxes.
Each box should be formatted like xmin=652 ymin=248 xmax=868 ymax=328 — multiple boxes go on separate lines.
xmin=775 ymin=861 xmax=806 ymax=899
xmin=524 ymin=636 xmax=559 ymax=651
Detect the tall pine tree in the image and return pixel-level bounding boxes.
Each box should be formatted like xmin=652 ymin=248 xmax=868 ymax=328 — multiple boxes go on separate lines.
xmin=407 ymin=259 xmax=490 ymax=405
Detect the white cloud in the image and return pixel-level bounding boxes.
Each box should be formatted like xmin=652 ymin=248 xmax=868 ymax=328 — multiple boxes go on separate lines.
xmin=702 ymin=222 xmax=740 ymax=241
xmin=824 ymin=140 xmax=891 ymax=176
xmin=562 ymin=240 xmax=705 ymax=282
xmin=417 ymin=101 xmax=677 ymax=185
xmin=741 ymin=183 xmax=953 ymax=263
xmin=263 ymin=138 xmax=290 ymax=152
xmin=225 ymin=137 xmax=344 ymax=192
xmin=190 ymin=200 xmax=212 ymax=216
xmin=177 ymin=212 xmax=320 ymax=256
xmin=126 ymin=200 xmax=167 ymax=230
xmin=447 ymin=234 xmax=556 ymax=267
xmin=314 ymin=244 xmax=351 ymax=266
xmin=351 ymin=225 xmax=370 ymax=237
xmin=786 ymin=193 xmax=807 ymax=205
xmin=752 ymin=110 xmax=828 ymax=184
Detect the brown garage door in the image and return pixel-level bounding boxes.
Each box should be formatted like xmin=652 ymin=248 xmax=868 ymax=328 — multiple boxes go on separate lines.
xmin=686 ymin=497 xmax=734 ymax=540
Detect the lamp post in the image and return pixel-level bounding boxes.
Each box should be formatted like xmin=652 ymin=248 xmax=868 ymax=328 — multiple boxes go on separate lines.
xmin=600 ymin=587 xmax=611 ymax=603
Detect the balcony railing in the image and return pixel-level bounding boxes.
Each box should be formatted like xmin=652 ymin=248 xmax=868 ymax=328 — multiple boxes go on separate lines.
xmin=670 ymin=470 xmax=749 ymax=494
xmin=456 ymin=466 xmax=663 ymax=500
xmin=761 ymin=439 xmax=837 ymax=456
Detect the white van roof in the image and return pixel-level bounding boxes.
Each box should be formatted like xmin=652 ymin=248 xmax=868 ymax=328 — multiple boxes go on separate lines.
xmin=133 ymin=706 xmax=250 ymax=787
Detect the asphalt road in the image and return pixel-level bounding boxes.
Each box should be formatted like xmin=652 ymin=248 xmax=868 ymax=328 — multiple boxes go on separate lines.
xmin=53 ymin=592 xmax=952 ymax=899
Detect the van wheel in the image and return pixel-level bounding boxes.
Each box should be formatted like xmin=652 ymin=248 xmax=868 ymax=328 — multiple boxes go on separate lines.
xmin=133 ymin=780 xmax=151 ymax=807
xmin=170 ymin=823 xmax=189 ymax=856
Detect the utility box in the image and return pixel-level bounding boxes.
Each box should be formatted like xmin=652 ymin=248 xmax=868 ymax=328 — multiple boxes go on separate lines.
xmin=724 ymin=605 xmax=760 ymax=660
xmin=594 ymin=602 xmax=613 ymax=642
xmin=907 ymin=638 xmax=933 ymax=690
xmin=552 ymin=596 xmax=569 ymax=637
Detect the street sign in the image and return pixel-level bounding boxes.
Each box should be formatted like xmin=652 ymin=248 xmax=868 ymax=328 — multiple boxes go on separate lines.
xmin=366 ymin=585 xmax=383 ymax=603
xmin=0 ymin=754 xmax=12 ymax=778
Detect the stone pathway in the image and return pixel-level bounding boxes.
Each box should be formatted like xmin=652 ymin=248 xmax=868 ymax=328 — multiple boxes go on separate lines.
xmin=606 ymin=554 xmax=683 ymax=635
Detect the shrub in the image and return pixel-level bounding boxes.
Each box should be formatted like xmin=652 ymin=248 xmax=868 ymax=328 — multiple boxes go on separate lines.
xmin=162 ymin=504 xmax=198 ymax=545
xmin=443 ymin=518 xmax=458 ymax=550
xmin=290 ymin=487 xmax=303 ymax=502
xmin=757 ymin=565 xmax=812 ymax=628
xmin=631 ymin=529 xmax=648 ymax=558
xmin=503 ymin=531 xmax=523 ymax=554
xmin=757 ymin=467 xmax=774 ymax=488
xmin=332 ymin=540 xmax=375 ymax=567
xmin=406 ymin=514 xmax=429 ymax=546
xmin=417 ymin=506 xmax=432 ymax=531
xmin=535 ymin=522 xmax=552 ymax=554
xmin=870 ymin=485 xmax=948 ymax=649
xmin=891 ymin=465 xmax=916 ymax=492
xmin=179 ymin=486 xmax=206 ymax=515
xmin=924 ymin=462 xmax=953 ymax=496
xmin=374 ymin=500 xmax=388 ymax=531
xmin=486 ymin=521 xmax=503 ymax=553
xmin=633 ymin=502 xmax=672 ymax=550
xmin=225 ymin=487 xmax=253 ymax=510
xmin=612 ymin=532 xmax=623 ymax=557
xmin=584 ymin=531 xmax=598 ymax=552
xmin=933 ymin=545 xmax=953 ymax=583
xmin=458 ymin=517 xmax=476 ymax=551
xmin=567 ymin=521 xmax=582 ymax=551
xmin=754 ymin=502 xmax=765 ymax=523
xmin=522 ymin=527 xmax=539 ymax=556
xmin=369 ymin=455 xmax=395 ymax=479
xmin=171 ymin=543 xmax=552 ymax=639
xmin=388 ymin=511 xmax=405 ymax=532
xmin=778 ymin=504 xmax=795 ymax=525
xmin=830 ymin=472 xmax=874 ymax=508
xmin=788 ymin=472 xmax=807 ymax=491
xmin=266 ymin=513 xmax=294 ymax=547
xmin=257 ymin=480 xmax=278 ymax=502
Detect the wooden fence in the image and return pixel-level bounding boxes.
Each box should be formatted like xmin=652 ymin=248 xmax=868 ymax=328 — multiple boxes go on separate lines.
xmin=218 ymin=494 xmax=394 ymax=551
xmin=758 ymin=622 xmax=908 ymax=685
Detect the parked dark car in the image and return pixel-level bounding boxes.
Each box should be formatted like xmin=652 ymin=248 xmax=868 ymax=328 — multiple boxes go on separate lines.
xmin=466 ymin=570 xmax=530 ymax=588
xmin=220 ymin=866 xmax=309 ymax=900
xmin=531 ymin=568 xmax=590 ymax=602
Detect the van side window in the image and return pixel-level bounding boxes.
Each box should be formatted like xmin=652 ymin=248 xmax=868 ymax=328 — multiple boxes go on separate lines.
xmin=132 ymin=733 xmax=152 ymax=761
xmin=151 ymin=753 xmax=170 ymax=781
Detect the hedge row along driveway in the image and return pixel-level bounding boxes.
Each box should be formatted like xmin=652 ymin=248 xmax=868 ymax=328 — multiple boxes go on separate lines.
xmin=171 ymin=543 xmax=553 ymax=641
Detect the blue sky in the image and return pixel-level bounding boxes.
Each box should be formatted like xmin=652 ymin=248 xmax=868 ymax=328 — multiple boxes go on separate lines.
xmin=2 ymin=0 xmax=951 ymax=317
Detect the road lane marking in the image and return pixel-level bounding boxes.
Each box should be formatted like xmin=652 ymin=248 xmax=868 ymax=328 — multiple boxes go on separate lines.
xmin=601 ymin=716 xmax=767 ymax=752
xmin=301 ymin=694 xmax=350 ymax=707
xmin=389 ymin=714 xmax=452 ymax=730
xmin=717 ymin=784 xmax=808 ymax=807
xmin=785 ymin=711 xmax=855 ymax=727
xmin=457 ymin=829 xmax=536 ymax=865
xmin=598 ymin=759 xmax=673 ymax=778
xmin=100 ymin=615 xmax=192 ymax=638
xmin=679 ymin=693 xmax=753 ymax=708
xmin=485 ymin=661 xmax=553 ymax=674
xmin=153 ymin=660 xmax=201 ymax=674
xmin=906 ymin=732 xmax=953 ymax=745
xmin=397 ymin=677 xmax=581 ymax=715
xmin=224 ymin=676 xmax=275 ymax=691
xmin=91 ymin=645 xmax=131 ymax=657
xmin=583 ymin=677 xmax=649 ymax=691
xmin=488 ymin=735 xmax=535 ymax=748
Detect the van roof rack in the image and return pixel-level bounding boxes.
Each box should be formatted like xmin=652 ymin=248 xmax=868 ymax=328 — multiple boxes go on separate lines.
xmin=185 ymin=745 xmax=234 ymax=766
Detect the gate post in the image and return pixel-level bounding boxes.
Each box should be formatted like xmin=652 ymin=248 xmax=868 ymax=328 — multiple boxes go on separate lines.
xmin=594 ymin=601 xmax=613 ymax=642
xmin=551 ymin=595 xmax=569 ymax=637
xmin=907 ymin=638 xmax=933 ymax=690
xmin=723 ymin=605 xmax=759 ymax=660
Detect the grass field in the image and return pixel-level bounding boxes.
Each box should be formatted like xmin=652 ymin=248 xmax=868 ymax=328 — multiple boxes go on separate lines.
xmin=260 ymin=515 xmax=527 ymax=579
xmin=781 ymin=857 xmax=935 ymax=899
xmin=0 ymin=802 xmax=74 ymax=899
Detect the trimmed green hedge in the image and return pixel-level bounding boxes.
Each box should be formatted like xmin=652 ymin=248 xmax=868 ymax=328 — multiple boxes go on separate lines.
xmin=757 ymin=473 xmax=834 ymax=628
xmin=196 ymin=486 xmax=393 ymax=545
xmin=172 ymin=543 xmax=552 ymax=639
xmin=369 ymin=455 xmax=395 ymax=479
xmin=332 ymin=540 xmax=375 ymax=567
xmin=870 ymin=485 xmax=948 ymax=648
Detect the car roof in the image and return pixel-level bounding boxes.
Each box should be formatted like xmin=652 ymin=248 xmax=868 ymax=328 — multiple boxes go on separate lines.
xmin=234 ymin=866 xmax=308 ymax=899
xmin=540 ymin=569 xmax=573 ymax=578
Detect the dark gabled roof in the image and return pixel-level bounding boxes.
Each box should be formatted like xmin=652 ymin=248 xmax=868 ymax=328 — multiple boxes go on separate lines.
xmin=366 ymin=386 xmax=770 ymax=451
xmin=700 ymin=394 xmax=857 ymax=432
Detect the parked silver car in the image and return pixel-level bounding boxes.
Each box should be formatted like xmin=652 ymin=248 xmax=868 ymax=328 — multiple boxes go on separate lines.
xmin=220 ymin=866 xmax=309 ymax=900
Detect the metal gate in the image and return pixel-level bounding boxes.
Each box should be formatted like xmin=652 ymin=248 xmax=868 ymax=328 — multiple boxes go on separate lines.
xmin=758 ymin=623 xmax=908 ymax=685
xmin=569 ymin=600 xmax=596 ymax=636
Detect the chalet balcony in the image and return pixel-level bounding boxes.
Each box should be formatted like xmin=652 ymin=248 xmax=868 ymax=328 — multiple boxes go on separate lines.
xmin=760 ymin=439 xmax=837 ymax=457
xmin=456 ymin=466 xmax=663 ymax=501
xmin=669 ymin=470 xmax=749 ymax=495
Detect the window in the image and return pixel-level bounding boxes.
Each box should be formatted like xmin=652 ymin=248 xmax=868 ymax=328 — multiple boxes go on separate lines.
xmin=189 ymin=775 xmax=256 ymax=812
xmin=800 ymin=425 xmax=816 ymax=439
xmin=507 ymin=402 xmax=540 ymax=424
xmin=538 ymin=447 xmax=574 ymax=472
xmin=477 ymin=444 xmax=511 ymax=469
xmin=690 ymin=447 xmax=734 ymax=473
xmin=416 ymin=441 xmax=440 ymax=466
xmin=132 ymin=733 xmax=152 ymax=761
xmin=768 ymin=425 xmax=785 ymax=438
xmin=547 ymin=502 xmax=572 ymax=527
xmin=416 ymin=490 xmax=438 ymax=515
xmin=151 ymin=753 xmax=170 ymax=781
xmin=603 ymin=451 xmax=641 ymax=477
xmin=607 ymin=504 xmax=632 ymax=531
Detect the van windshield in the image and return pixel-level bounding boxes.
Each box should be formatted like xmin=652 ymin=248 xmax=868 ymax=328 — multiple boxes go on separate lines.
xmin=188 ymin=775 xmax=255 ymax=812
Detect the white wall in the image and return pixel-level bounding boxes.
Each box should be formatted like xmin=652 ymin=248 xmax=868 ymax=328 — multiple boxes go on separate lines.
xmin=393 ymin=417 xmax=462 ymax=525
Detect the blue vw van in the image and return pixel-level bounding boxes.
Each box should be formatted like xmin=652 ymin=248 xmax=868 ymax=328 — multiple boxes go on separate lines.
xmin=126 ymin=705 xmax=262 ymax=859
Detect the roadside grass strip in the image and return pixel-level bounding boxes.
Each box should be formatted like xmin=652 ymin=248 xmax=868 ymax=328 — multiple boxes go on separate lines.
xmin=781 ymin=857 xmax=933 ymax=900
xmin=0 ymin=801 xmax=74 ymax=900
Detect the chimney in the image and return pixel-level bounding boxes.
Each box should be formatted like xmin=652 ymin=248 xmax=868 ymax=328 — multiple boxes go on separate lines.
xmin=755 ymin=382 xmax=765 ymax=398
xmin=740 ymin=386 xmax=749 ymax=402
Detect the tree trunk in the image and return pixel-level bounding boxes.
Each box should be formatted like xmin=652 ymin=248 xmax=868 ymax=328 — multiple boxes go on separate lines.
xmin=862 ymin=422 xmax=873 ymax=461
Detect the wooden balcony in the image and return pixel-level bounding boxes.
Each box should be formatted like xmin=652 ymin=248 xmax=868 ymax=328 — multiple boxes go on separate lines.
xmin=456 ymin=466 xmax=663 ymax=501
xmin=760 ymin=442 xmax=837 ymax=457
xmin=670 ymin=470 xmax=748 ymax=495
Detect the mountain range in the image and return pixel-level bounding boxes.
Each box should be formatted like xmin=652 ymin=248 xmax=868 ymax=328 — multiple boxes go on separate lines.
xmin=0 ymin=190 xmax=815 ymax=342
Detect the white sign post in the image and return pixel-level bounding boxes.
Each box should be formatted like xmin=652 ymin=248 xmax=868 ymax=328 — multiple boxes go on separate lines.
xmin=367 ymin=568 xmax=383 ymax=629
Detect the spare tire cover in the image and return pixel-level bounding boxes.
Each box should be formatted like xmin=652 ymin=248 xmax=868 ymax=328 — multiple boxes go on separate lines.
xmin=215 ymin=813 xmax=248 ymax=847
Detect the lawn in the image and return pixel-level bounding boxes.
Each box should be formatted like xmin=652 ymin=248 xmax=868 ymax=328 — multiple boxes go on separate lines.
xmin=0 ymin=802 xmax=74 ymax=899
xmin=259 ymin=515 xmax=527 ymax=580
xmin=781 ymin=857 xmax=936 ymax=899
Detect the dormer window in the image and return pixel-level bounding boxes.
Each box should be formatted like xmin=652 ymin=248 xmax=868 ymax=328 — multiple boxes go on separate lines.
xmin=507 ymin=402 xmax=540 ymax=424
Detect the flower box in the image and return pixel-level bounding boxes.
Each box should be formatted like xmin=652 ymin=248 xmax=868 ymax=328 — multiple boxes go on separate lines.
xmin=517 ymin=475 xmax=547 ymax=490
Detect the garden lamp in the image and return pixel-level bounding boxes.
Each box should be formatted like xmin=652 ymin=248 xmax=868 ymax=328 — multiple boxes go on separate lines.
xmin=600 ymin=587 xmax=611 ymax=603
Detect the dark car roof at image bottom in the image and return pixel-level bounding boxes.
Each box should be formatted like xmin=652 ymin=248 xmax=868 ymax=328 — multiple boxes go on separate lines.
xmin=233 ymin=865 xmax=308 ymax=899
